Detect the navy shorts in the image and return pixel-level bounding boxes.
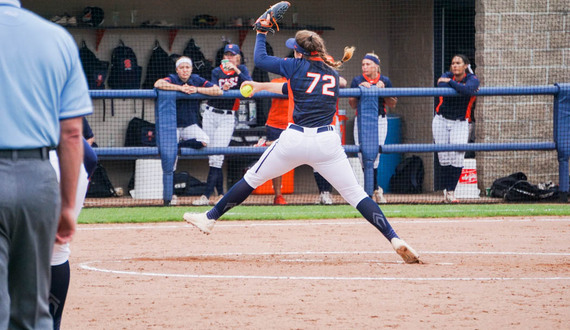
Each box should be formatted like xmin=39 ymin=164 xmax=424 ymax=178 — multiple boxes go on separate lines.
xmin=266 ymin=125 xmax=284 ymax=142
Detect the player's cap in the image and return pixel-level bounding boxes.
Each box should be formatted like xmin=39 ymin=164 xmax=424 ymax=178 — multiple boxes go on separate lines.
xmin=224 ymin=44 xmax=240 ymax=55
xmin=286 ymin=38 xmax=318 ymax=56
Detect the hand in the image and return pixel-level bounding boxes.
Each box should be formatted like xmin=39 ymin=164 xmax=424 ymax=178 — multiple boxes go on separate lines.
xmin=222 ymin=82 xmax=232 ymax=91
xmin=180 ymin=84 xmax=193 ymax=94
xmin=241 ymin=81 xmax=259 ymax=97
xmin=55 ymin=207 xmax=76 ymax=244
xmin=438 ymin=77 xmax=451 ymax=84
xmin=225 ymin=61 xmax=237 ymax=71
xmin=359 ymin=82 xmax=372 ymax=88
xmin=376 ymin=81 xmax=386 ymax=88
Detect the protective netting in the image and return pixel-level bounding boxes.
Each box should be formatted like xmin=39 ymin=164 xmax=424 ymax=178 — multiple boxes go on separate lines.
xmin=22 ymin=0 xmax=569 ymax=206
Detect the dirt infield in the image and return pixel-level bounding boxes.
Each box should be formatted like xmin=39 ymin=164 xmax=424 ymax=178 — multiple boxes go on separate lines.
xmin=63 ymin=216 xmax=569 ymax=329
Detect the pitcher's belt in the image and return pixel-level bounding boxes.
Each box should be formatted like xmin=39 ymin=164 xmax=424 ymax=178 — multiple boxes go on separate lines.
xmin=288 ymin=124 xmax=334 ymax=134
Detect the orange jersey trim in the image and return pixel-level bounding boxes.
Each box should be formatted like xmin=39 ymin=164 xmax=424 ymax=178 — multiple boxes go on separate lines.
xmin=435 ymin=96 xmax=444 ymax=113
xmin=232 ymin=99 xmax=240 ymax=111
xmin=465 ymin=96 xmax=476 ymax=122
xmin=363 ymin=73 xmax=380 ymax=85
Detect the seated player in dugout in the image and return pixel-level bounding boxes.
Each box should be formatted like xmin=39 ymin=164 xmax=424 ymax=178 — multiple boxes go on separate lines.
xmin=154 ymin=56 xmax=222 ymax=149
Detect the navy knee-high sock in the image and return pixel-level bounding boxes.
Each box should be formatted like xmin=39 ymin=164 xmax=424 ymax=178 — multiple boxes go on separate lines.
xmin=207 ymin=178 xmax=254 ymax=220
xmin=450 ymin=166 xmax=463 ymax=191
xmin=214 ymin=167 xmax=224 ymax=195
xmin=49 ymin=261 xmax=70 ymax=330
xmin=373 ymin=167 xmax=379 ymax=189
xmin=204 ymin=167 xmax=218 ymax=197
xmin=442 ymin=165 xmax=453 ymax=191
xmin=356 ymin=197 xmax=398 ymax=241
xmin=313 ymin=172 xmax=332 ymax=193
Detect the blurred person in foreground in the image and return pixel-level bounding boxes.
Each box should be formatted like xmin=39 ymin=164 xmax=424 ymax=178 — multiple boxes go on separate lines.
xmin=0 ymin=1 xmax=92 ymax=327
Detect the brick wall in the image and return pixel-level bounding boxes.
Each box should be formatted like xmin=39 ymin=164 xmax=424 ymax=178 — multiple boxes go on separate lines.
xmin=475 ymin=0 xmax=568 ymax=190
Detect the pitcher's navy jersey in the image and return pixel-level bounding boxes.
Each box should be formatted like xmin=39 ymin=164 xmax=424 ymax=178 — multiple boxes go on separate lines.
xmin=209 ymin=64 xmax=252 ymax=110
xmin=164 ymin=73 xmax=214 ymax=127
xmin=254 ymin=34 xmax=339 ymax=127
xmin=350 ymin=74 xmax=392 ymax=116
xmin=435 ymin=72 xmax=479 ymax=121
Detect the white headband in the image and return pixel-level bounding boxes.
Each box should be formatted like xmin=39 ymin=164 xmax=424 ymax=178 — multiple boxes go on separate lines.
xmin=176 ymin=58 xmax=192 ymax=68
xmin=467 ymin=64 xmax=474 ymax=74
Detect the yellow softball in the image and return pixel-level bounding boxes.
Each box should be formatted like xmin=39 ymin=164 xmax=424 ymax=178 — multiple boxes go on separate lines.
xmin=240 ymin=84 xmax=253 ymax=98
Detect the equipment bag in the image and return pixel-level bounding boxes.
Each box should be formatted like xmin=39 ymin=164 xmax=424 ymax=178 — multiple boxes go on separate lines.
xmin=489 ymin=172 xmax=527 ymax=198
xmin=87 ymin=164 xmax=117 ymax=198
xmin=108 ymin=40 xmax=142 ymax=89
xmin=124 ymin=117 xmax=156 ymax=147
xmin=389 ymin=156 xmax=424 ymax=194
xmin=142 ymin=41 xmax=176 ymax=89
xmin=173 ymin=171 xmax=208 ymax=196
xmin=182 ymin=38 xmax=213 ymax=80
xmin=78 ymin=41 xmax=109 ymax=89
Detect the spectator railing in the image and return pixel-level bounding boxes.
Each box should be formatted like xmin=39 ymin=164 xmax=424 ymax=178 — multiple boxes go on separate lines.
xmin=89 ymin=83 xmax=570 ymax=204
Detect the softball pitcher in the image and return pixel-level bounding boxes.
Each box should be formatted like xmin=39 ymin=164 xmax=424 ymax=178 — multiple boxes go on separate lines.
xmin=184 ymin=25 xmax=420 ymax=264
xmin=433 ymin=54 xmax=479 ymax=203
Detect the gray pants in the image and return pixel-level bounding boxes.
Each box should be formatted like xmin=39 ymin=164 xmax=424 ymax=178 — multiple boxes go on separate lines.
xmin=0 ymin=158 xmax=60 ymax=329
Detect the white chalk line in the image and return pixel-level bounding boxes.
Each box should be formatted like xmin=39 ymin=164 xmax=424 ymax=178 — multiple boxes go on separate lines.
xmin=78 ymin=249 xmax=570 ymax=282
xmin=79 ymin=217 xmax=570 ymax=231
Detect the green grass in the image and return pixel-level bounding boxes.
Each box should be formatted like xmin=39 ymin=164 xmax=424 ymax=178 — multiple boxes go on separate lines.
xmin=78 ymin=204 xmax=570 ymax=224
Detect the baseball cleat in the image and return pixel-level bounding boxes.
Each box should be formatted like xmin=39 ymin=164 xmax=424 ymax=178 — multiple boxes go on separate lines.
xmin=391 ymin=237 xmax=421 ymax=264
xmin=319 ymin=191 xmax=333 ymax=205
xmin=192 ymin=195 xmax=210 ymax=206
xmin=184 ymin=212 xmax=216 ymax=234
xmin=443 ymin=189 xmax=459 ymax=203
xmin=373 ymin=187 xmax=387 ymax=204
xmin=274 ymin=195 xmax=287 ymax=205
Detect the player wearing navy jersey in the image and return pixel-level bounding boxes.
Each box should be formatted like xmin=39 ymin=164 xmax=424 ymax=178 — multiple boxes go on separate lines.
xmin=193 ymin=44 xmax=253 ymax=206
xmin=433 ymin=54 xmax=479 ymax=203
xmin=154 ymin=56 xmax=222 ymax=150
xmin=349 ymin=53 xmax=397 ymax=204
xmin=184 ymin=30 xmax=420 ymax=264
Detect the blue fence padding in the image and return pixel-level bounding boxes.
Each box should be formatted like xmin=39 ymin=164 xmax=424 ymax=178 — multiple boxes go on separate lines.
xmin=154 ymin=90 xmax=177 ymax=203
xmin=381 ymin=142 xmax=556 ymax=153
xmin=92 ymin=142 xmax=556 ymax=158
xmin=89 ymin=86 xmax=562 ymax=100
xmin=94 ymin=147 xmax=159 ymax=156
xmin=358 ymin=85 xmax=380 ymax=193
xmin=89 ymin=90 xmax=157 ymax=99
xmin=94 ymin=84 xmax=567 ymax=202
xmin=554 ymin=83 xmax=570 ymax=199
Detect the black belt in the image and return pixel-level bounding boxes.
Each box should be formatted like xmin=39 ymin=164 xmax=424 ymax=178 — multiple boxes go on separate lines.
xmin=379 ymin=114 xmax=386 ymax=118
xmin=205 ymin=106 xmax=233 ymax=115
xmin=0 ymin=147 xmax=50 ymax=160
xmin=439 ymin=114 xmax=466 ymax=121
xmin=289 ymin=124 xmax=334 ymax=134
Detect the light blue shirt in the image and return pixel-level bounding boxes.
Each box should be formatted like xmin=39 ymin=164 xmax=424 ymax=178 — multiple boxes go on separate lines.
xmin=0 ymin=0 xmax=92 ymax=148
